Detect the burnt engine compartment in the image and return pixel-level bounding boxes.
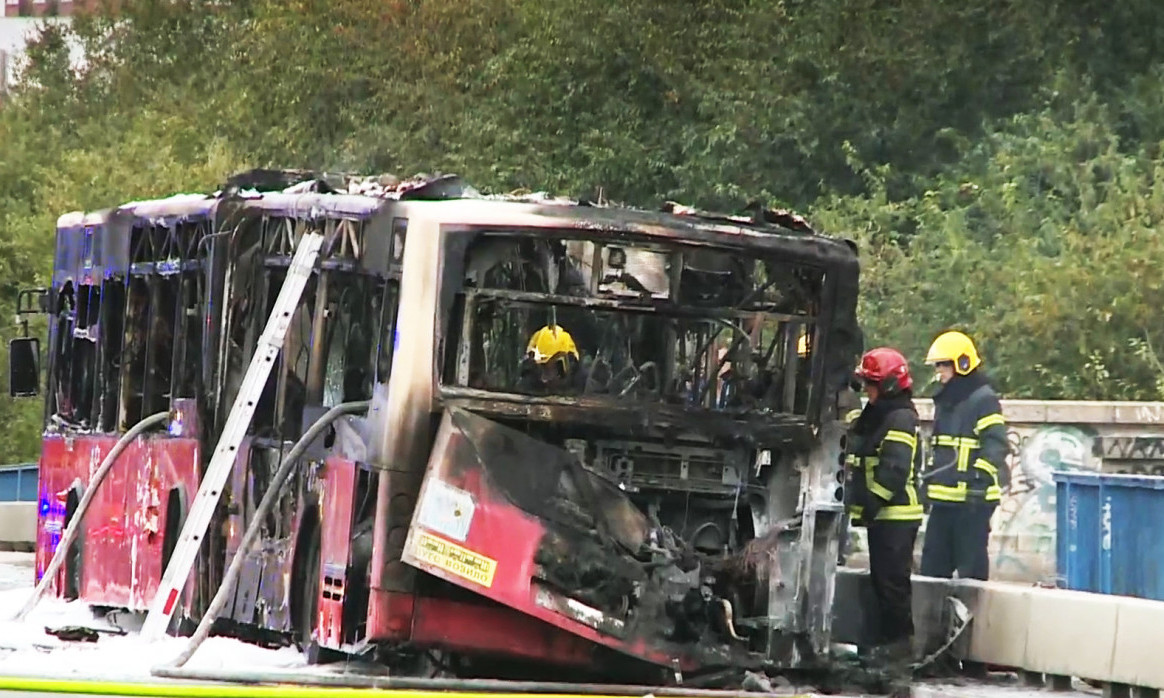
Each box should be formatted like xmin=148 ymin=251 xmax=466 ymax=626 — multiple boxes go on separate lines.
xmin=445 ymin=409 xmax=797 ymax=667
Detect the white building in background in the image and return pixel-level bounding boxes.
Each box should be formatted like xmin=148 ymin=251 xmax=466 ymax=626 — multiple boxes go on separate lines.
xmin=1 ymin=0 xmax=90 ymax=96
xmin=0 ymin=18 xmax=68 ymax=95
xmin=5 ymin=0 xmax=95 ymax=18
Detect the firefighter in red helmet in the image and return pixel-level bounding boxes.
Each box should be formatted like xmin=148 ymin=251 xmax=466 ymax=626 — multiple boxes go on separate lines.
xmin=846 ymin=347 xmax=923 ymax=680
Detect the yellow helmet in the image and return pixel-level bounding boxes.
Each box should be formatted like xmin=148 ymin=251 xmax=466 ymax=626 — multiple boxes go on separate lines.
xmin=526 ymin=325 xmax=579 ymax=364
xmin=925 ymin=330 xmax=981 ymax=375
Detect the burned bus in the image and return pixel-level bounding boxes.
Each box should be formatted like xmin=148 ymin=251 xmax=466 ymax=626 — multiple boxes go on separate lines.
xmin=11 ymin=170 xmax=863 ymax=682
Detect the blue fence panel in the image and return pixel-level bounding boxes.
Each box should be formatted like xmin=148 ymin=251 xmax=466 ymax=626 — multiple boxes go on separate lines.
xmin=1054 ymin=471 xmax=1164 ymax=601
xmin=0 ymin=463 xmax=38 ymax=502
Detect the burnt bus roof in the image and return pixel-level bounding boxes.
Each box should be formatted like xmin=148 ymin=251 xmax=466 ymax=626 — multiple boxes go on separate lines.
xmin=232 ymin=192 xmax=387 ymax=219
xmin=217 ymin=166 xmax=859 ymax=265
xmin=54 ymin=188 xmax=860 ymax=274
xmin=53 ymin=195 xmax=235 ymax=285
xmin=117 ymin=193 xmax=223 ymax=222
xmin=51 ymin=192 xmax=388 ymax=283
xmin=405 ymin=196 xmax=858 ymax=267
xmin=51 ymin=182 xmax=863 ymax=399
xmin=54 ymin=172 xmax=859 ymax=266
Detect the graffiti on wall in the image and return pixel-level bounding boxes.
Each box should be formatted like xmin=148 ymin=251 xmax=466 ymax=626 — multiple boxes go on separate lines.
xmin=1096 ymin=436 xmax=1164 ymax=473
xmin=989 ymin=425 xmax=1097 ymax=582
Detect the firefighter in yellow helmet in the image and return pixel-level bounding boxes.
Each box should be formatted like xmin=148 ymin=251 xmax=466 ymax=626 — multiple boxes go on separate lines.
xmin=918 ymin=330 xmax=1008 ymax=581
xmin=518 ymin=324 xmax=582 ymax=393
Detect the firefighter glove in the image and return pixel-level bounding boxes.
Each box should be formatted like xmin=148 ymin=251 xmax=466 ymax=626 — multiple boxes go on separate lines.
xmin=860 ymin=497 xmax=883 ymax=526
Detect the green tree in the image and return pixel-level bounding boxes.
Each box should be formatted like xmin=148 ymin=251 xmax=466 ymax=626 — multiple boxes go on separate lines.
xmin=0 ymin=0 xmax=1162 ymax=465
xmin=813 ymin=73 xmax=1164 ymax=399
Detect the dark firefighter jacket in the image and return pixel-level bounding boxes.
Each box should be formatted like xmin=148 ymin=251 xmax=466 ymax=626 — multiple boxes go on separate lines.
xmin=924 ymin=370 xmax=1009 ymax=505
xmin=845 ymin=393 xmax=924 ymax=524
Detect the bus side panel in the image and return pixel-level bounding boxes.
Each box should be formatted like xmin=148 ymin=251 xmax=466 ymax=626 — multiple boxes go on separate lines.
xmin=34 ymin=434 xmax=201 ymax=611
xmin=84 ymin=435 xmax=131 ymax=604
xmin=142 ymin=438 xmax=201 ymax=611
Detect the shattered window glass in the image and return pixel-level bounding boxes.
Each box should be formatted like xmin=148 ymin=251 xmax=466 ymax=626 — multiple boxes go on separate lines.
xmin=107 ymin=218 xmax=214 ymax=430
xmin=118 ymin=277 xmax=150 ymax=428
xmin=48 ymin=280 xmax=76 ymax=425
xmin=97 ymin=279 xmax=125 ymax=432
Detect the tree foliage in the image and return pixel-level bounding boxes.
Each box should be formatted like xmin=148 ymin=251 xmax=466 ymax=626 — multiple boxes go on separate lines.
xmin=0 ymin=0 xmax=1163 ymax=459
xmin=814 ymin=69 xmax=1164 ymax=400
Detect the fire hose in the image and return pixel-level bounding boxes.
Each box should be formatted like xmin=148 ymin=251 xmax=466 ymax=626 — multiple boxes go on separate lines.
xmin=154 ymin=400 xmax=369 ymax=672
xmin=148 ymin=666 xmax=796 ymax=697
xmin=13 ymin=411 xmax=171 ymax=622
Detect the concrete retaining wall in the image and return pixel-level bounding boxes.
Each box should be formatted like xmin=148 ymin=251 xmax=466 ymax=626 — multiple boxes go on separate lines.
xmin=0 ymin=502 xmax=35 ymax=552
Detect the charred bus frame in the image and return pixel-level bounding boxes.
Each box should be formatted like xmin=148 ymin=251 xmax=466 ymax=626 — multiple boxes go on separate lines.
xmin=10 ymin=174 xmax=863 ymax=682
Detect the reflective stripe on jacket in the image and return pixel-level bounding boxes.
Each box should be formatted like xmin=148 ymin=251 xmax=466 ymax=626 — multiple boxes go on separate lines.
xmin=925 ymin=381 xmax=1009 ymax=504
xmin=846 ymin=402 xmax=924 ymax=523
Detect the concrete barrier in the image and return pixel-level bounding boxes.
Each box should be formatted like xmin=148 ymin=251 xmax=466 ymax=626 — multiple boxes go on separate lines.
xmin=0 ymin=502 xmax=35 ymax=552
xmin=833 ymin=567 xmax=1164 ymax=690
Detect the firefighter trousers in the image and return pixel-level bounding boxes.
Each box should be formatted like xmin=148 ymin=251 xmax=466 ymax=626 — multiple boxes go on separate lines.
xmin=867 ymin=519 xmax=920 ymax=647
xmin=919 ymin=503 xmax=994 ymax=580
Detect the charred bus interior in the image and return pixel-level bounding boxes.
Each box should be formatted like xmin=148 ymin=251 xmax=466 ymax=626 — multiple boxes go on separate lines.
xmin=442 ymin=229 xmax=827 ymax=563
xmin=210 ymin=196 xmax=402 ymax=644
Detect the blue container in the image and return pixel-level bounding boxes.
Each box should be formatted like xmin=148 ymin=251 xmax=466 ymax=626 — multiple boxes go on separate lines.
xmin=1054 ymin=471 xmax=1164 ymax=601
xmin=0 ymin=463 xmax=38 ymax=502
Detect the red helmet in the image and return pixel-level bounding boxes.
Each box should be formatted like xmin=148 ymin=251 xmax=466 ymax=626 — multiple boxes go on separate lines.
xmin=855 ymin=347 xmax=913 ymax=394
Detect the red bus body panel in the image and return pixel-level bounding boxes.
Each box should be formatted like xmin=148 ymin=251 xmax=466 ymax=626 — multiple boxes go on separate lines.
xmin=395 ymin=410 xmax=696 ymax=672
xmin=317 ymin=456 xmax=357 ymax=649
xmin=35 ymin=434 xmax=200 ymax=611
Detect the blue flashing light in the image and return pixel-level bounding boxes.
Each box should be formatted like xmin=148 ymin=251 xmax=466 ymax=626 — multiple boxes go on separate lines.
xmin=169 ymin=411 xmax=184 ymax=437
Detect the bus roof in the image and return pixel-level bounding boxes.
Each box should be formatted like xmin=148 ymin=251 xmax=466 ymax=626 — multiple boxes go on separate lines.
xmin=236 ymin=192 xmax=387 ymax=219
xmin=395 ymin=196 xmax=859 ymax=269
xmin=118 ymin=194 xmax=221 ymax=222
